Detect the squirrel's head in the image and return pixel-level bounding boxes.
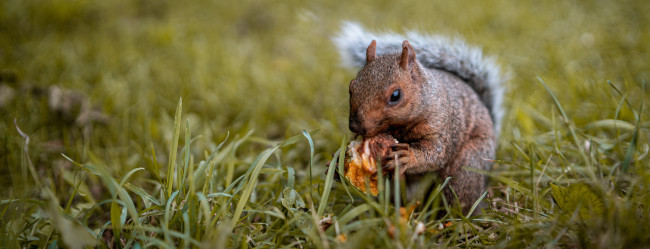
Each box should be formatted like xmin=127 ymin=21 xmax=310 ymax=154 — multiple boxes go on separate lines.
xmin=349 ymin=40 xmax=428 ymax=137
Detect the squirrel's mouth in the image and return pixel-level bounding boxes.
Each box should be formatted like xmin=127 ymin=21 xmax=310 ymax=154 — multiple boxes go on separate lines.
xmin=356 ymin=122 xmax=389 ymax=138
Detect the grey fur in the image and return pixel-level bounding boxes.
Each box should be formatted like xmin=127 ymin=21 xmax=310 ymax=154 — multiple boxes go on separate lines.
xmin=333 ymin=22 xmax=505 ymax=135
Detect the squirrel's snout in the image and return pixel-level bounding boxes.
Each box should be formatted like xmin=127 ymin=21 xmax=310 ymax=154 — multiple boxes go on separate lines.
xmin=349 ymin=116 xmax=365 ymax=135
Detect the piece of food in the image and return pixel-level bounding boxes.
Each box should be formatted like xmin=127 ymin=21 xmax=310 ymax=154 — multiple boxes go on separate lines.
xmin=344 ymin=133 xmax=398 ymax=195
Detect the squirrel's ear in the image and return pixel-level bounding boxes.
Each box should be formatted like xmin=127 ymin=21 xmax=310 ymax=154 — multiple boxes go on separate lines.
xmin=366 ymin=40 xmax=377 ymax=63
xmin=399 ymin=40 xmax=416 ymax=70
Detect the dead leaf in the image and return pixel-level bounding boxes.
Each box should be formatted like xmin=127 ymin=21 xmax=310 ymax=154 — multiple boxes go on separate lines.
xmin=43 ymin=189 xmax=98 ymax=249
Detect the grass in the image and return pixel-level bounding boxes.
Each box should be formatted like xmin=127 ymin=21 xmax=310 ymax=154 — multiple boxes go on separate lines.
xmin=1 ymin=0 xmax=649 ymax=248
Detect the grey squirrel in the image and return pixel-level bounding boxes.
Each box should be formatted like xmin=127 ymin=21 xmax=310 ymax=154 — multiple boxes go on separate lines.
xmin=333 ymin=22 xmax=505 ymax=215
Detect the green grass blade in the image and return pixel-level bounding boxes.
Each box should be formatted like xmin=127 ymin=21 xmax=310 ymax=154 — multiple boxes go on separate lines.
xmin=206 ymin=193 xmax=233 ymax=198
xmin=195 ymin=192 xmax=212 ymax=226
xmin=229 ymin=144 xmax=281 ymax=230
xmin=181 ymin=212 xmax=190 ymax=249
xmin=111 ymin=200 xmax=122 ymax=240
xmin=116 ymin=185 xmax=141 ymax=226
xmin=225 ymin=130 xmax=254 ymax=188
xmin=166 ymin=98 xmax=183 ymax=198
xmin=608 ymin=80 xmax=639 ymax=120
xmin=417 ymin=176 xmax=451 ymax=222
xmin=538 ymin=77 xmax=594 ymax=178
xmin=337 ymin=203 xmax=371 ymax=226
xmin=335 ymin=135 xmax=355 ymax=202
xmin=393 ymin=155 xmax=401 ymax=223
xmin=201 ymin=132 xmax=229 ymax=194
xmin=124 ymin=183 xmax=161 ymax=206
xmin=302 ymin=130 xmax=315 ymax=199
xmin=466 ymin=191 xmax=488 ymax=219
xmin=164 ymin=190 xmax=180 ymax=244
xmin=318 ymin=147 xmax=339 ymax=217
xmin=621 ymin=81 xmax=644 ymax=172
xmin=583 ymin=119 xmax=635 ymax=131
xmin=119 ymin=167 xmax=144 ymax=187
xmin=64 ymin=171 xmax=87 ymax=212
xmin=179 ymin=119 xmax=191 ymax=195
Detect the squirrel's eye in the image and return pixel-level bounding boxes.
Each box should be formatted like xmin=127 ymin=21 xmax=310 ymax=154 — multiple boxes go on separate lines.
xmin=389 ymin=89 xmax=401 ymax=104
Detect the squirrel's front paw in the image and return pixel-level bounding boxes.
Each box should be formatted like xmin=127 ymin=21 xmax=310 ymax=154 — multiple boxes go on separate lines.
xmin=382 ymin=143 xmax=411 ymax=174
xmin=324 ymin=152 xmax=342 ymax=182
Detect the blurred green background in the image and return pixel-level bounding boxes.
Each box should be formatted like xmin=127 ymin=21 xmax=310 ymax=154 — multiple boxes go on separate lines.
xmin=1 ymin=0 xmax=648 ymax=203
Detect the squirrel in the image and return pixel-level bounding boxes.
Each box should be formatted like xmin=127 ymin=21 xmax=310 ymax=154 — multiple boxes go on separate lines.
xmin=333 ymin=22 xmax=505 ymax=216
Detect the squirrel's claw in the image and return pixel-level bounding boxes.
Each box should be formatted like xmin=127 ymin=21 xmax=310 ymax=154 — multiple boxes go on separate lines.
xmin=391 ymin=143 xmax=409 ymax=151
xmin=382 ymin=148 xmax=411 ymax=174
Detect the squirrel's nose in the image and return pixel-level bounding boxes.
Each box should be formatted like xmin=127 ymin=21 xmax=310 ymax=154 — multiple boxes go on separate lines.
xmin=349 ymin=116 xmax=365 ymax=135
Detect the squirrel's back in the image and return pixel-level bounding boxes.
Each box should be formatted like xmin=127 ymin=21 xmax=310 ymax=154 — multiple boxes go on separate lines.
xmin=333 ymin=22 xmax=506 ymax=135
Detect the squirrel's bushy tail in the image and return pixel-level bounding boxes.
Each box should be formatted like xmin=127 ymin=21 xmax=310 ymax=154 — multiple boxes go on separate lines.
xmin=333 ymin=22 xmax=505 ymax=134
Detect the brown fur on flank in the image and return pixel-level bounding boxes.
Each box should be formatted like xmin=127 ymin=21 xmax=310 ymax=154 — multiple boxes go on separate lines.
xmin=348 ymin=40 xmax=496 ymax=215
